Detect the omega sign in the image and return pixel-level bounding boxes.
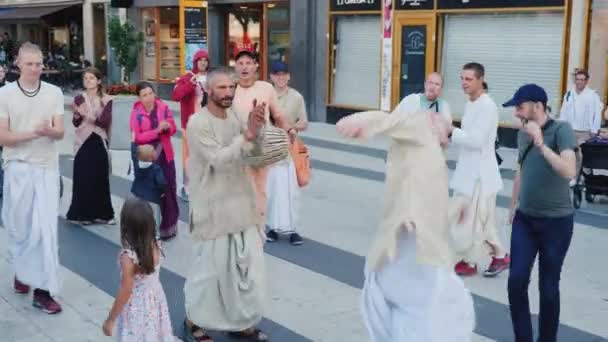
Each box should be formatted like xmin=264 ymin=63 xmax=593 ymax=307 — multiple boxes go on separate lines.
xmin=331 ymin=0 xmax=381 ymax=11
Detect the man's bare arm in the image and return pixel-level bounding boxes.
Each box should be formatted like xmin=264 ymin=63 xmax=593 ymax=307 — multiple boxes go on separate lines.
xmin=539 ymin=146 xmax=576 ymax=179
xmin=0 ymin=118 xmax=39 ymax=147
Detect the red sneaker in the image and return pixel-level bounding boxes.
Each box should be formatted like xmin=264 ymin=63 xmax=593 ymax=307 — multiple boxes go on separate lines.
xmin=33 ymin=290 xmax=62 ymax=314
xmin=483 ymin=254 xmax=511 ymax=277
xmin=14 ymin=277 xmax=30 ymax=294
xmin=455 ymin=261 xmax=478 ymax=276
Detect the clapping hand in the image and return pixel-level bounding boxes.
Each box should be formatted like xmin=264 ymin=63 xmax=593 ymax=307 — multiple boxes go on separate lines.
xmin=246 ymin=99 xmax=266 ymax=141
xmin=158 ymin=121 xmax=171 ymax=133
xmin=35 ymin=120 xmax=54 ymax=137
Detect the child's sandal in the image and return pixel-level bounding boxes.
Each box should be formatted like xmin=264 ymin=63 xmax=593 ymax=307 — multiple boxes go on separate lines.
xmin=228 ymin=328 xmax=268 ymax=341
xmin=184 ymin=319 xmax=213 ymax=342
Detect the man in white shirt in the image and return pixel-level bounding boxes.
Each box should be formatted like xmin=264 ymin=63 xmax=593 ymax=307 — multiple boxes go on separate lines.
xmin=559 ymin=69 xmax=604 ymax=179
xmin=448 ymin=62 xmax=507 ymax=277
xmin=0 ymin=42 xmax=65 ymax=314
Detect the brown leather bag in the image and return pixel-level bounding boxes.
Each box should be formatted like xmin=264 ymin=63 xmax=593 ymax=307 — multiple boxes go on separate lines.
xmin=290 ymin=137 xmax=310 ymax=187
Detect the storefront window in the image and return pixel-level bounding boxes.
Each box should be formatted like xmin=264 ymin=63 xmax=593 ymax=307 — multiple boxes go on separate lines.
xmin=142 ymin=8 xmax=157 ymax=81
xmin=588 ymin=0 xmax=608 ymax=105
xmin=331 ymin=15 xmax=381 ymax=109
xmin=159 ymin=7 xmax=180 ymax=81
xmin=141 ymin=7 xmax=180 ymax=82
xmin=441 ymin=12 xmax=564 ymax=125
xmin=266 ymin=3 xmax=290 ymax=72
xmin=227 ymin=6 xmax=261 ymax=66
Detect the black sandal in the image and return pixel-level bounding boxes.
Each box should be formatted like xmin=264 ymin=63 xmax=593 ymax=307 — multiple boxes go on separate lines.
xmin=228 ymin=328 xmax=268 ymax=341
xmin=184 ymin=319 xmax=213 ymax=342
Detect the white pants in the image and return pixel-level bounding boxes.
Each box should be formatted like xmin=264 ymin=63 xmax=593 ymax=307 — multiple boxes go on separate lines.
xmin=265 ymin=157 xmax=300 ymax=234
xmin=362 ymin=233 xmax=475 ymax=342
xmin=2 ymin=161 xmax=61 ymax=295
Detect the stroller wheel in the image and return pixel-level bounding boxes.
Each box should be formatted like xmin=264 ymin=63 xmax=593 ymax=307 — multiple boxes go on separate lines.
xmin=585 ymin=192 xmax=594 ymax=203
xmin=573 ymin=188 xmax=582 ymax=209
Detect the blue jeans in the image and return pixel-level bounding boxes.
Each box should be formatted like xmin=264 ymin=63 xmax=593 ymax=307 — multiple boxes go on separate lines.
xmin=508 ymin=210 xmax=573 ymax=342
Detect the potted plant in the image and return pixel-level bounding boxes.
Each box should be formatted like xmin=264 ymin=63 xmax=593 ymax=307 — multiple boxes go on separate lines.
xmin=107 ymin=17 xmax=144 ymax=150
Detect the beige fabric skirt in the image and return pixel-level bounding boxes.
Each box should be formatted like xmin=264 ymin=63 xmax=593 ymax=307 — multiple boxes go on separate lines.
xmin=185 ymin=226 xmax=266 ymax=331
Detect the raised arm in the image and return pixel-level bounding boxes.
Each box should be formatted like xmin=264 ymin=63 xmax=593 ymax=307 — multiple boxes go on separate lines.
xmin=95 ymin=99 xmax=113 ymax=130
xmin=337 ymin=109 xmax=426 ymax=144
xmin=172 ymin=73 xmax=196 ymax=101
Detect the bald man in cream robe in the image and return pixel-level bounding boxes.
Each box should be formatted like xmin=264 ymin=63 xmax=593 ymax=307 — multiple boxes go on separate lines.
xmin=337 ymin=109 xmax=475 ymax=342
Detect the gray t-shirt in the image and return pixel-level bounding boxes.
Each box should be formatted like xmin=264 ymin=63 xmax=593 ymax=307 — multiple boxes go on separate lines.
xmin=517 ymin=120 xmax=577 ymax=217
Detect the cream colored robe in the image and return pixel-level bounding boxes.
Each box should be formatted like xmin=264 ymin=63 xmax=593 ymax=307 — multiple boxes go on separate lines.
xmin=348 ymin=110 xmax=462 ymax=271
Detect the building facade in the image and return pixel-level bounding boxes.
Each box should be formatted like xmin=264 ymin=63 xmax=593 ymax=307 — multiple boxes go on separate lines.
xmin=116 ymin=0 xmax=605 ymax=145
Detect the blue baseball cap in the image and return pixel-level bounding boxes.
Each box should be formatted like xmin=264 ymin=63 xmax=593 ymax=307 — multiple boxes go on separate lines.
xmin=271 ymin=61 xmax=289 ymax=74
xmin=502 ymin=84 xmax=548 ymax=107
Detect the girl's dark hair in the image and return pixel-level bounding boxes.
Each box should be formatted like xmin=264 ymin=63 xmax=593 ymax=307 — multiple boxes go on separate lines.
xmin=136 ymin=81 xmax=156 ymax=96
xmin=83 ymin=67 xmax=105 ymax=98
xmin=482 ymin=81 xmax=488 ymax=91
xmin=120 ymin=197 xmax=157 ymax=275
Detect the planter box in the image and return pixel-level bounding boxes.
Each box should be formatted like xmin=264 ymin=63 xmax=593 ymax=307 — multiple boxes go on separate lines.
xmin=110 ymin=95 xmax=137 ymax=151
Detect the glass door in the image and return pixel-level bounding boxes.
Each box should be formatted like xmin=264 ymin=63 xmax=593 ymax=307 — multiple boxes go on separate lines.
xmin=391 ymin=13 xmax=436 ymax=107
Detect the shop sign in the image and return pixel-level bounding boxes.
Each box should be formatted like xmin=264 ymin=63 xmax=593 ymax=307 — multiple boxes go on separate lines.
xmin=184 ymin=7 xmax=208 ymax=71
xmin=437 ymin=0 xmax=564 ymax=10
xmin=330 ymin=0 xmax=381 ymax=12
xmin=395 ymin=0 xmax=433 ymax=10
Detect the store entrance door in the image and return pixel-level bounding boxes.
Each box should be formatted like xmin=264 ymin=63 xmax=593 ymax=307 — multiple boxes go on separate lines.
xmin=392 ymin=13 xmax=436 ymax=108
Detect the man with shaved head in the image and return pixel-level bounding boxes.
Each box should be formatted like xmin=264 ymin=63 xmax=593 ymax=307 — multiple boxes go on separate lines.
xmin=184 ymin=66 xmax=271 ymax=342
xmin=0 ymin=42 xmax=64 ymax=314
xmin=395 ymin=72 xmax=452 ymax=126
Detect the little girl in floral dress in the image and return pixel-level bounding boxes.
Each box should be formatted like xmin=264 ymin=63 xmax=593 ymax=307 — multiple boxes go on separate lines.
xmin=103 ymin=197 xmax=177 ymax=341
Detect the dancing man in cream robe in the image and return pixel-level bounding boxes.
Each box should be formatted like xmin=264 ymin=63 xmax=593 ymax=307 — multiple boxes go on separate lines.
xmin=337 ymin=109 xmax=475 ymax=342
xmin=0 ymin=43 xmax=64 ymax=314
xmin=184 ymin=66 xmax=269 ymax=342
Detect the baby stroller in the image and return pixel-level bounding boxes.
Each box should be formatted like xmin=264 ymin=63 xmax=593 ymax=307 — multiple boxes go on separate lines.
xmin=572 ymin=139 xmax=608 ymax=209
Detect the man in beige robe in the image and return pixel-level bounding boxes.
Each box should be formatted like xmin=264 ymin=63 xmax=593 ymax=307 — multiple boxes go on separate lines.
xmin=337 ymin=109 xmax=475 ymax=342
xmin=184 ymin=66 xmax=269 ymax=342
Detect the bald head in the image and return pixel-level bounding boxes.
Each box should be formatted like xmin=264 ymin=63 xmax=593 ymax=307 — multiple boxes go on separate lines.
xmin=424 ymin=72 xmax=444 ymax=102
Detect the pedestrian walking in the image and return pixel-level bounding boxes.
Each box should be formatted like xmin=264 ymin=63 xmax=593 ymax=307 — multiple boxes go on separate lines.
xmin=0 ymin=42 xmax=65 ymax=314
xmin=265 ymin=61 xmax=308 ymax=245
xmin=559 ymin=69 xmax=603 ymax=183
xmin=66 ymin=67 xmax=115 ymax=225
xmin=448 ymin=62 xmax=508 ymax=278
xmin=184 ymin=66 xmax=270 ymax=342
xmin=130 ymin=82 xmax=179 ymax=241
xmin=172 ymin=49 xmax=210 ymax=201
xmin=231 ymin=49 xmax=296 ymax=228
xmin=102 ymin=197 xmax=177 ymax=341
xmin=504 ymin=84 xmax=577 ymax=342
